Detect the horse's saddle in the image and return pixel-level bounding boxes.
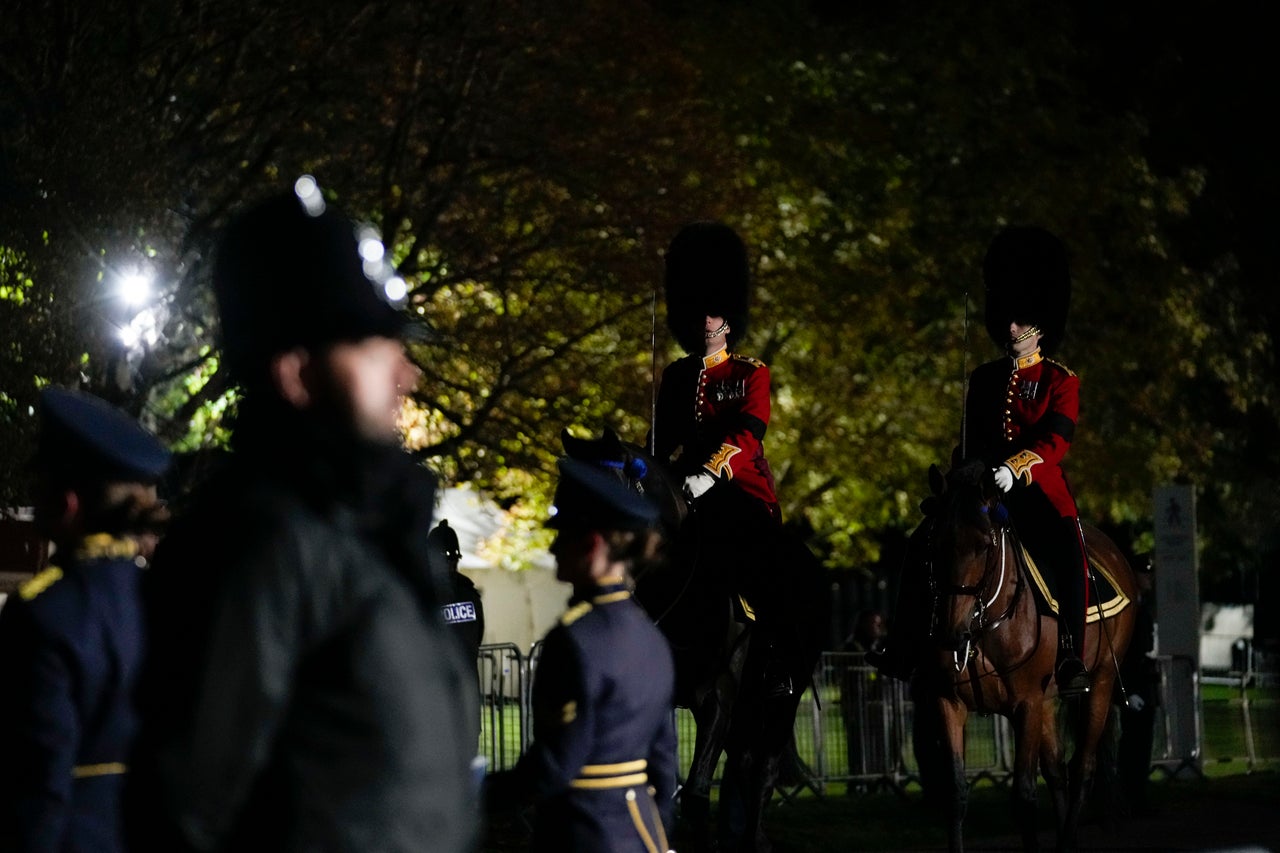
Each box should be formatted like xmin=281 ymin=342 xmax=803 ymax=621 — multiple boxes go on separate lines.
xmin=1017 ymin=542 xmax=1131 ymax=623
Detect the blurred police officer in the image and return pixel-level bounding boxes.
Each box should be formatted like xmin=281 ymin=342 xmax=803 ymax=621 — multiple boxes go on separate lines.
xmin=128 ymin=178 xmax=479 ymax=852
xmin=0 ymin=387 xmax=170 ymax=852
xmin=486 ymin=458 xmax=676 ymax=852
xmin=428 ymin=519 xmax=485 ymax=664
xmin=1117 ymin=559 xmax=1159 ymax=815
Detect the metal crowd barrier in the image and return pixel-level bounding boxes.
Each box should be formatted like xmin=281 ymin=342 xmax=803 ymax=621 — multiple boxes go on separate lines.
xmin=484 ymin=647 xmax=1275 ymax=788
xmin=792 ymin=652 xmax=1014 ymax=793
xmin=477 ymin=642 xmax=528 ymax=772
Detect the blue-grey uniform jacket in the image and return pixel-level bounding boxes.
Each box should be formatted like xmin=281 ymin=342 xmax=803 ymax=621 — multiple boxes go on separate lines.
xmin=494 ymin=582 xmax=676 ymax=852
xmin=0 ymin=534 xmax=146 ymax=853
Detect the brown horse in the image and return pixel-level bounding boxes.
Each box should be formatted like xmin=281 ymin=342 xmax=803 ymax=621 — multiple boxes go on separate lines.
xmin=910 ymin=462 xmax=1136 ymax=853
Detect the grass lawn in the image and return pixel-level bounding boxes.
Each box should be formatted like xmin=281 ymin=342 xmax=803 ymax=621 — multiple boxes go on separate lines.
xmin=700 ymin=766 xmax=1280 ymax=852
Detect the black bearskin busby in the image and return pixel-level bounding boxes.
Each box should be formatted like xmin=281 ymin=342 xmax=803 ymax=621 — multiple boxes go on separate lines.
xmin=982 ymin=225 xmax=1071 ymax=355
xmin=663 ymin=221 xmax=751 ymax=355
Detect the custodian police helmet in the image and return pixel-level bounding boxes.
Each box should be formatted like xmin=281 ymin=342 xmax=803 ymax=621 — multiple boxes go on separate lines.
xmin=663 ymin=221 xmax=751 ymax=355
xmin=427 ymin=519 xmax=462 ymax=562
xmin=212 ymin=177 xmax=411 ymax=385
xmin=982 ymin=225 xmax=1071 ymax=356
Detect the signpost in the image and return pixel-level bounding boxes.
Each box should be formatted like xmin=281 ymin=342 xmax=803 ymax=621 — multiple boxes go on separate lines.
xmin=1152 ymin=483 xmax=1201 ymax=776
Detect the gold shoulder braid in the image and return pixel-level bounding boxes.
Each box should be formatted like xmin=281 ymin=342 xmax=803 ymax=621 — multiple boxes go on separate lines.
xmin=19 ymin=567 xmax=64 ymax=601
xmin=1046 ymin=357 xmax=1076 ymax=377
xmin=74 ymin=533 xmax=143 ymax=562
xmin=560 ymin=601 xmax=593 ymax=627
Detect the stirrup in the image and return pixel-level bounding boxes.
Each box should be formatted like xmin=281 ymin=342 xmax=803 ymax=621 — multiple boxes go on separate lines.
xmin=767 ymin=673 xmax=794 ymax=698
xmin=1055 ymin=656 xmax=1090 ymax=697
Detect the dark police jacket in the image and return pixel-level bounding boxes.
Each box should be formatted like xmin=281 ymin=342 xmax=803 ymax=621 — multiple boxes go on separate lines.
xmin=0 ymin=534 xmax=146 ymax=853
xmin=128 ymin=406 xmax=479 ymax=853
xmin=442 ymin=571 xmax=485 ymax=665
xmin=493 ymin=583 xmax=676 ymax=852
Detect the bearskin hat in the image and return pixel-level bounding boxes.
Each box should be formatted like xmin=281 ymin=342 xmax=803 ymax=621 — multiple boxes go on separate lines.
xmin=663 ymin=221 xmax=751 ymax=355
xmin=982 ymin=225 xmax=1071 ymax=355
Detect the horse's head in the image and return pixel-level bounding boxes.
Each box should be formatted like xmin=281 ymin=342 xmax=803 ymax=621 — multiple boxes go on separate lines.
xmin=927 ymin=460 xmax=1010 ymax=652
xmin=559 ymin=426 xmax=688 ymax=540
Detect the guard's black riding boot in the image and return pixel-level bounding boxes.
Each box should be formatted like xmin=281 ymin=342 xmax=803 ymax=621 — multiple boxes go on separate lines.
xmin=1053 ymin=519 xmax=1091 ymax=697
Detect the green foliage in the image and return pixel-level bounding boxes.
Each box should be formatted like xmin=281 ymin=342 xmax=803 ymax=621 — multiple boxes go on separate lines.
xmin=0 ymin=1 xmax=1275 ymax=589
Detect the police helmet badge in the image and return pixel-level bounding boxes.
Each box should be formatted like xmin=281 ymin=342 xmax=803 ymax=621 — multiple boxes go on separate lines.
xmin=213 ymin=176 xmax=422 ymax=386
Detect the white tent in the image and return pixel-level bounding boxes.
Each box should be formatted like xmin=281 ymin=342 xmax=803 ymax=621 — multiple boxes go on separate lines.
xmin=433 ymin=486 xmax=568 ymax=652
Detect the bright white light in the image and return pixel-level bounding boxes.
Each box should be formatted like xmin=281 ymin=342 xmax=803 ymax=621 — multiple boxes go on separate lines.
xmin=359 ymin=236 xmax=385 ymax=262
xmin=119 ymin=308 xmax=160 ymax=351
xmin=384 ymin=277 xmax=407 ymax=302
xmin=294 ymin=174 xmax=325 ymax=216
xmin=119 ymin=273 xmax=152 ymax=307
xmin=119 ymin=323 xmax=141 ymax=349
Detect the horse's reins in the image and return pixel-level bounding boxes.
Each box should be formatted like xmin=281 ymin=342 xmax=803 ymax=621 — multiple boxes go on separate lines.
xmin=939 ymin=522 xmax=1028 ymax=673
xmin=1082 ymin=522 xmax=1130 ymax=701
xmin=599 ymin=455 xmax=699 ymax=629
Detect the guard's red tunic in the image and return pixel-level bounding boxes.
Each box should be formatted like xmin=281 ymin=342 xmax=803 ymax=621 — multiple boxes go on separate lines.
xmin=963 ymin=350 xmax=1080 ymax=519
xmin=651 ymin=348 xmax=778 ymax=510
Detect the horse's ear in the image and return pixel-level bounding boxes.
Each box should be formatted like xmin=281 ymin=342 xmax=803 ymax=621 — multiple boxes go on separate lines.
xmin=980 ymin=467 xmax=999 ymax=500
xmin=561 ymin=428 xmax=583 ymax=456
xmin=603 ymin=425 xmax=623 ymax=451
xmin=928 ymin=464 xmax=945 ymax=496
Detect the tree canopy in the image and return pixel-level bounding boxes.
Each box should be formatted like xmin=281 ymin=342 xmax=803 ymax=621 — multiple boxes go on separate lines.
xmin=1 ymin=0 xmax=1275 ymax=593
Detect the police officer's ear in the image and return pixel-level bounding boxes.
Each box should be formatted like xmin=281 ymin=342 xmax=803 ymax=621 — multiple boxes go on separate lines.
xmin=56 ymin=489 xmax=80 ymax=529
xmin=270 ymin=347 xmax=316 ymax=409
xmin=34 ymin=483 xmax=81 ymax=540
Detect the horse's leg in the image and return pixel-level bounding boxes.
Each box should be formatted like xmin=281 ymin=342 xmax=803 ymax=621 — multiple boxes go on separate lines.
xmin=1009 ymin=701 xmax=1046 ymax=852
xmin=735 ymin=687 xmax=804 ymax=853
xmin=717 ymin=632 xmax=771 ymax=853
xmin=1037 ymin=699 xmax=1069 ymax=848
xmin=683 ymin=678 xmax=734 ymax=853
xmin=686 ymin=624 xmax=750 ymax=852
xmin=1060 ymin=676 xmax=1115 ymax=852
xmin=914 ymin=692 xmax=969 ymax=853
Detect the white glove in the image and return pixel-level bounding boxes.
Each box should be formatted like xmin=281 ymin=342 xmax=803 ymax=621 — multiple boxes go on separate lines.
xmin=1127 ymin=694 xmax=1146 ymax=712
xmin=683 ymin=471 xmax=717 ymax=501
xmin=992 ymin=466 xmax=1014 ymax=493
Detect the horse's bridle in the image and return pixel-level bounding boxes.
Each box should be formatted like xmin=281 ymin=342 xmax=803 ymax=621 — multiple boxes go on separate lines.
xmin=933 ymin=521 xmax=1023 ymax=672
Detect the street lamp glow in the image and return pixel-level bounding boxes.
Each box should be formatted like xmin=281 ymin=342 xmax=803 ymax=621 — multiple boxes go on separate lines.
xmin=119 ymin=272 xmax=152 ymax=307
xmin=384 ymin=276 xmax=407 ymax=302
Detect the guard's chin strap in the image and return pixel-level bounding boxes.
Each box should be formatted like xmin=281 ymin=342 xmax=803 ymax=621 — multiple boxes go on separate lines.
xmin=704 ymin=320 xmax=730 ymax=340
xmin=1010 ymin=324 xmax=1042 ymax=345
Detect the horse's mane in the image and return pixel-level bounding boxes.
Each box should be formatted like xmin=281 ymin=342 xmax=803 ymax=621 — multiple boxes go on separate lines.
xmin=942 ymin=459 xmax=998 ymax=532
xmin=560 ymin=426 xmax=687 ymax=536
xmin=948 ymin=459 xmax=989 ymax=489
